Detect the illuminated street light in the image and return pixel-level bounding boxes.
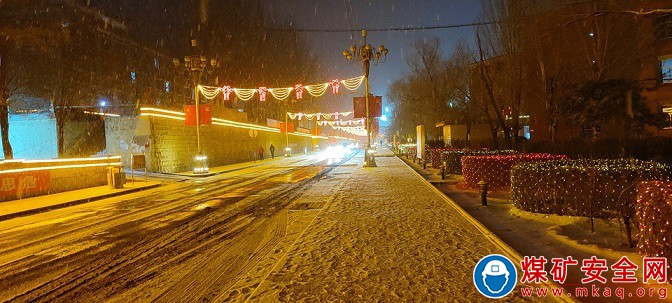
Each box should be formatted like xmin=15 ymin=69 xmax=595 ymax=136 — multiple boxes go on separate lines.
xmin=173 ymin=54 xmax=219 ymax=174
xmin=343 ymin=29 xmax=388 ymax=167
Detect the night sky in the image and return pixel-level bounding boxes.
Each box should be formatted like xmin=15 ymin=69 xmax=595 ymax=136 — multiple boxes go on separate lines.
xmin=88 ymin=0 xmax=482 ymax=111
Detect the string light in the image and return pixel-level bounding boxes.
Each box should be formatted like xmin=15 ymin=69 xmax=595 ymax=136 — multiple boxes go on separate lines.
xmin=233 ymin=88 xmax=256 ymax=101
xmin=196 ymin=76 xmax=365 ymax=101
xmin=637 ymin=180 xmax=672 ymax=282
xmin=511 ymin=159 xmax=670 ymax=217
xmin=269 ymin=87 xmax=292 ymax=100
xmin=438 ymin=149 xmax=517 ymax=173
xmin=462 ymin=154 xmax=568 ymax=189
xmin=198 ymin=85 xmax=222 ymax=100
xmin=305 ymin=83 xmax=329 ymax=97
xmin=287 ymin=111 xmax=353 ymax=121
xmin=341 ymin=76 xmax=365 ymax=90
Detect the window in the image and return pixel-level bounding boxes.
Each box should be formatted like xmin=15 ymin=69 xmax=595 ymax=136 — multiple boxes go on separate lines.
xmin=654 ymin=14 xmax=672 ymax=40
xmin=165 ymin=81 xmax=171 ymax=93
xmin=663 ymin=106 xmax=672 ymax=129
xmin=154 ymin=58 xmax=159 ymax=69
xmin=130 ymin=71 xmax=136 ymax=83
xmin=661 ymin=57 xmax=672 ymax=83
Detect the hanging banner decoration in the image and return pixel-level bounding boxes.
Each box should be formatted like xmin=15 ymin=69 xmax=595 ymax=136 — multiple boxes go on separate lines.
xmin=331 ymin=79 xmax=340 ymax=94
xmin=353 ymin=95 xmax=383 ymax=119
xmin=287 ymin=111 xmax=353 ymax=121
xmin=222 ymin=86 xmax=233 ymax=100
xmin=197 ymin=76 xmax=365 ymax=102
xmin=257 ymin=87 xmax=268 ymax=102
xmin=294 ymin=84 xmax=304 ymax=99
xmin=317 ymin=119 xmax=365 ymax=126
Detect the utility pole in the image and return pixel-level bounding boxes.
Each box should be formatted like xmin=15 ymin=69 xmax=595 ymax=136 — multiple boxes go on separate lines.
xmin=343 ymin=30 xmax=388 ymax=167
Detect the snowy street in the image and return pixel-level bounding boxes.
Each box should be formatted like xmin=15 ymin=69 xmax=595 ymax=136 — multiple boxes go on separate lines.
xmin=0 ymin=152 xmax=360 ymax=302
xmin=0 ymin=151 xmax=550 ymax=302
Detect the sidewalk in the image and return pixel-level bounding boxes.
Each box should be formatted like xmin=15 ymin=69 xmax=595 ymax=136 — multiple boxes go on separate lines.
xmin=0 ymin=180 xmax=160 ymax=221
xmin=247 ymin=155 xmax=559 ymax=302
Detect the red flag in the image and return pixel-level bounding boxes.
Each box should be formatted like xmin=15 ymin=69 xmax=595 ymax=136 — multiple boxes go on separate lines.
xmin=279 ymin=122 xmax=295 ymax=133
xmin=184 ymin=104 xmax=212 ymax=126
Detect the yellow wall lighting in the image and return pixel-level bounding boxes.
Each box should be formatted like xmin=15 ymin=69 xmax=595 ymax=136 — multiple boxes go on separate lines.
xmin=0 ymin=162 xmax=123 ymax=175
xmin=140 ymin=107 xmax=330 ymax=139
xmin=20 ymin=156 xmax=122 ymax=164
xmin=84 ymin=111 xmax=121 ymax=117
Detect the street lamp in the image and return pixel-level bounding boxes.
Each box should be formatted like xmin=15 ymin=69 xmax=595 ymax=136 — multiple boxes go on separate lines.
xmin=343 ymin=29 xmax=388 ymax=167
xmin=173 ymin=54 xmax=218 ymax=174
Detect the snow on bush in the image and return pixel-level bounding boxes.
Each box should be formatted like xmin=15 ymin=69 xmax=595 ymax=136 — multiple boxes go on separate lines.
xmin=462 ymin=153 xmax=567 ymax=189
xmin=511 ymin=159 xmax=669 ymax=219
xmin=637 ymin=180 xmax=672 ymax=278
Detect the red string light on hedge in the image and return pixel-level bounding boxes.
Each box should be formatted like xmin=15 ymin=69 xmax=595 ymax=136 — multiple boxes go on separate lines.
xmin=462 ymin=153 xmax=568 ymax=189
xmin=636 ymin=180 xmax=672 ymax=282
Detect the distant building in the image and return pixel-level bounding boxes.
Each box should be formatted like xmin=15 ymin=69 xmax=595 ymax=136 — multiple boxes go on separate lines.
xmin=1 ymin=0 xmax=194 ymax=158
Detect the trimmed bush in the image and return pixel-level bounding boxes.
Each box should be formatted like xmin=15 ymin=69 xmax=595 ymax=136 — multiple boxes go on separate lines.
xmin=512 ymin=159 xmax=670 ymax=218
xmin=428 ymin=148 xmax=457 ymax=168
xmin=636 ymin=181 xmax=672 ymax=280
xmin=441 ymin=149 xmax=516 ymax=174
xmin=462 ymin=154 xmax=567 ymax=189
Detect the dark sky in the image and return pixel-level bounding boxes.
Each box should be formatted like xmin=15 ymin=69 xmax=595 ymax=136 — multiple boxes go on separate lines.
xmin=89 ymin=0 xmax=482 ymax=111
xmin=261 ymin=0 xmax=482 ymax=100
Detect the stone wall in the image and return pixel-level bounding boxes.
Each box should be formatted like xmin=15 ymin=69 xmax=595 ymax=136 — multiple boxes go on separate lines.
xmin=0 ymin=157 xmax=117 ymax=202
xmin=106 ymin=114 xmax=326 ymax=173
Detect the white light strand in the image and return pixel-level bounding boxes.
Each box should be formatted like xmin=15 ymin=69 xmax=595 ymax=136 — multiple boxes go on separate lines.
xmin=233 ymin=88 xmax=257 ymax=101
xmin=268 ymin=87 xmax=293 ymax=100
xmin=287 ymin=111 xmax=354 ymax=121
xmin=341 ymin=76 xmax=365 ymax=91
xmin=199 ymin=86 xmax=222 ymax=100
xmin=305 ymin=83 xmax=329 ymax=97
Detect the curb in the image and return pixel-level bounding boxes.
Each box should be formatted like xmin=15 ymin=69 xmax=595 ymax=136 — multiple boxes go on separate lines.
xmin=0 ymin=183 xmax=161 ymax=222
xmin=399 ymin=156 xmax=576 ymax=303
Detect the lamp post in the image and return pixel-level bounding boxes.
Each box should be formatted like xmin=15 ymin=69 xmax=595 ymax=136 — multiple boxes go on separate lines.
xmin=173 ymin=54 xmax=218 ymax=174
xmin=343 ymin=29 xmax=388 ymax=167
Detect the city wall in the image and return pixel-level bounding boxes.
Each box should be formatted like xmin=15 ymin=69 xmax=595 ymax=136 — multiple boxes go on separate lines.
xmin=106 ymin=113 xmax=326 ymax=173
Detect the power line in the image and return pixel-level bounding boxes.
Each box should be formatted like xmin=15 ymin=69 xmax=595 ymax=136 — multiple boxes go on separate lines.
xmin=267 ymin=21 xmax=499 ymax=33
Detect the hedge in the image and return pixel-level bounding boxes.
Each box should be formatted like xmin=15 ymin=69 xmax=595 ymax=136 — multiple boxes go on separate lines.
xmin=428 ymin=148 xmax=457 ymax=168
xmin=441 ymin=149 xmax=516 ymax=174
xmin=636 ymin=180 xmax=672 ymax=281
xmin=511 ymin=159 xmax=670 ymax=219
xmin=462 ymin=154 xmax=567 ymax=189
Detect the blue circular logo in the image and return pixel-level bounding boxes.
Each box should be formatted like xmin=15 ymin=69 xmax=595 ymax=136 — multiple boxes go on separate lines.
xmin=473 ymin=254 xmax=517 ymax=299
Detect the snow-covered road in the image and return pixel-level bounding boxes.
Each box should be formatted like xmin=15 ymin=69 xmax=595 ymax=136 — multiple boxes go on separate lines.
xmin=0 ymin=153 xmax=359 ymax=302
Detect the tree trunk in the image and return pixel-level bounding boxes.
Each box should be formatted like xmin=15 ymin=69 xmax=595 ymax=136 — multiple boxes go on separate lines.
xmin=0 ymin=46 xmax=13 ymax=159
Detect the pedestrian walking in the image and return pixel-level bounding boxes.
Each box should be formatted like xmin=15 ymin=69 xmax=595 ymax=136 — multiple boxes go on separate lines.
xmin=258 ymin=146 xmax=264 ymax=161
xmin=269 ymin=144 xmax=275 ymax=158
